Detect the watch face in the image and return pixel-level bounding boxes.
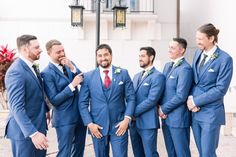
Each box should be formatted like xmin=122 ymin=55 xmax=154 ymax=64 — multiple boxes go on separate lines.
xmin=116 ymin=10 xmax=125 ymax=24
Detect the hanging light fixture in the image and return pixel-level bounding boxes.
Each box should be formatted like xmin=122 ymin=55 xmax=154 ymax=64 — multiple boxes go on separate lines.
xmin=69 ymin=0 xmax=85 ymax=27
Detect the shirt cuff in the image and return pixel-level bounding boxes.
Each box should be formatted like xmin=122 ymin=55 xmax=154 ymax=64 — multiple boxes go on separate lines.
xmin=29 ymin=131 xmax=38 ymax=138
xmin=71 ymin=66 xmax=77 ymax=74
xmin=125 ymin=115 xmax=131 ymax=120
xmin=159 ymin=106 xmax=164 ymax=115
xmin=190 ymin=96 xmax=196 ymax=107
xmin=68 ymin=83 xmax=75 ymax=92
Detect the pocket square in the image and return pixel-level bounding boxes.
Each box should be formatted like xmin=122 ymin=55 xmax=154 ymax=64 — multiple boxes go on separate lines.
xmin=118 ymin=81 xmax=124 ymax=85
xmin=208 ymin=68 xmax=215 ymax=72
xmin=169 ymin=75 xmax=175 ymax=79
xmin=143 ymin=83 xmax=149 ymax=86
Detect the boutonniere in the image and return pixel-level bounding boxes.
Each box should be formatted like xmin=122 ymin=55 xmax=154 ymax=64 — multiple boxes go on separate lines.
xmin=33 ymin=63 xmax=40 ymax=70
xmin=147 ymin=70 xmax=153 ymax=75
xmin=114 ymin=67 xmax=121 ymax=74
xmin=174 ymin=59 xmax=183 ymax=67
xmin=210 ymin=53 xmax=219 ymax=60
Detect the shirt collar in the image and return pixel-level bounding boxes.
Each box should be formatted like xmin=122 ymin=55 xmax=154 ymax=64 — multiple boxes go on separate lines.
xmin=203 ymin=45 xmax=217 ymax=57
xmin=50 ymin=59 xmax=61 ymax=68
xmin=171 ymin=56 xmax=184 ymax=65
xmin=99 ymin=65 xmax=113 ymax=73
xmin=143 ymin=65 xmax=154 ymax=72
xmin=19 ymin=55 xmax=34 ymax=68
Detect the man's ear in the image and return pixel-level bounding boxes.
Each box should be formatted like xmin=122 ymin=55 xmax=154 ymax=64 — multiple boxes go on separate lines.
xmin=150 ymin=55 xmax=154 ymax=62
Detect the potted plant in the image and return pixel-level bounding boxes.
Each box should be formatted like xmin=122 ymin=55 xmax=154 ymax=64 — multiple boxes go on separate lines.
xmin=0 ymin=44 xmax=16 ymax=111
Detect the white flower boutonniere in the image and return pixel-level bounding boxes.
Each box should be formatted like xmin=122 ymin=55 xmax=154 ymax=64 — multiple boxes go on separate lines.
xmin=174 ymin=59 xmax=183 ymax=67
xmin=210 ymin=53 xmax=219 ymax=60
xmin=115 ymin=67 xmax=121 ymax=74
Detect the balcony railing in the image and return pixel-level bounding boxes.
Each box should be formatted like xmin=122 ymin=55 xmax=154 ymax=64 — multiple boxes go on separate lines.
xmin=78 ymin=0 xmax=154 ymax=13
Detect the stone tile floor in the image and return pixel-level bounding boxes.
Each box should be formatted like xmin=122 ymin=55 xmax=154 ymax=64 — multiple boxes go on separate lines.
xmin=1 ymin=113 xmax=235 ymax=157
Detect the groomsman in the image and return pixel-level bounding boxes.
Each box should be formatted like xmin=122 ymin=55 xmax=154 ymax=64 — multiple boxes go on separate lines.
xmin=5 ymin=34 xmax=49 ymax=157
xmin=187 ymin=23 xmax=233 ymax=157
xmin=159 ymin=38 xmax=192 ymax=157
xmin=41 ymin=40 xmax=86 ymax=157
xmin=79 ymin=44 xmax=135 ymax=157
xmin=130 ymin=46 xmax=165 ymax=157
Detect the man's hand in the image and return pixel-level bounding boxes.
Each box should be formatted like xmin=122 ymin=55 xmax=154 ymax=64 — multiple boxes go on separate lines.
xmin=187 ymin=96 xmax=200 ymax=112
xmin=71 ymin=73 xmax=84 ymax=87
xmin=31 ymin=132 xmax=48 ymax=150
xmin=88 ymin=123 xmax=103 ymax=138
xmin=60 ymin=57 xmax=75 ymax=71
xmin=158 ymin=106 xmax=167 ymax=119
xmin=187 ymin=96 xmax=195 ymax=110
xmin=191 ymin=106 xmax=200 ymax=112
xmin=115 ymin=117 xmax=130 ymax=136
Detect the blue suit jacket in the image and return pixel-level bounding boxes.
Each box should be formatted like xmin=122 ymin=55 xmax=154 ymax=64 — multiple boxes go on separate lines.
xmin=79 ymin=66 xmax=135 ymax=135
xmin=191 ymin=47 xmax=233 ymax=125
xmin=160 ymin=59 xmax=193 ymax=128
xmin=41 ymin=62 xmax=83 ymax=127
xmin=133 ymin=67 xmax=165 ymax=129
xmin=5 ymin=58 xmax=48 ymax=140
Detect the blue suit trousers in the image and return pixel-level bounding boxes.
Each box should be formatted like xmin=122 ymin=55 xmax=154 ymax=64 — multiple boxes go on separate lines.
xmin=192 ymin=120 xmax=220 ymax=157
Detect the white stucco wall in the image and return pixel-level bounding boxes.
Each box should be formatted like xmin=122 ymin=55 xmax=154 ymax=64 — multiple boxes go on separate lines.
xmin=0 ymin=0 xmax=177 ymax=78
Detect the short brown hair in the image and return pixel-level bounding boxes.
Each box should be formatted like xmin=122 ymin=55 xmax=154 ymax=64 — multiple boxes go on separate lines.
xmin=96 ymin=44 xmax=112 ymax=55
xmin=45 ymin=39 xmax=62 ymax=51
xmin=16 ymin=34 xmax=37 ymax=49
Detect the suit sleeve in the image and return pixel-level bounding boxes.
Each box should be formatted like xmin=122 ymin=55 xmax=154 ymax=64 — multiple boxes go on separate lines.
xmin=135 ymin=74 xmax=165 ymax=117
xmin=42 ymin=72 xmax=74 ymax=107
xmin=79 ymin=74 xmax=93 ymax=125
xmin=162 ymin=67 xmax=193 ymax=114
xmin=123 ymin=70 xmax=136 ymax=117
xmin=6 ymin=70 xmax=37 ymax=138
xmin=194 ymin=56 xmax=233 ymax=107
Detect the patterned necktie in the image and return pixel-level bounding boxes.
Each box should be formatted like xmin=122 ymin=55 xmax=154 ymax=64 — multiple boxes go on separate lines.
xmin=199 ymin=54 xmax=208 ymax=72
xmin=103 ymin=70 xmax=111 ymax=89
xmin=59 ymin=64 xmax=69 ymax=78
xmin=32 ymin=64 xmax=43 ymax=85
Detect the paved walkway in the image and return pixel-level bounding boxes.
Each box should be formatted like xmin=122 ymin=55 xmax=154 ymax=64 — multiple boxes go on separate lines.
xmin=1 ymin=113 xmax=236 ymax=157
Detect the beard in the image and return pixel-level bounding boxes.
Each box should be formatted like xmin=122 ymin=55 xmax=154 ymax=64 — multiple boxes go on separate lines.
xmin=28 ymin=52 xmax=40 ymax=61
xmin=98 ymin=60 xmax=111 ymax=68
xmin=139 ymin=60 xmax=150 ymax=68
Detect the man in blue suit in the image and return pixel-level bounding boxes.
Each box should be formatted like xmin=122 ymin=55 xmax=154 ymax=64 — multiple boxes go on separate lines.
xmin=130 ymin=46 xmax=165 ymax=157
xmin=41 ymin=39 xmax=87 ymax=157
xmin=79 ymin=44 xmax=135 ymax=157
xmin=5 ymin=34 xmax=49 ymax=157
xmin=159 ymin=38 xmax=192 ymax=157
xmin=187 ymin=23 xmax=233 ymax=157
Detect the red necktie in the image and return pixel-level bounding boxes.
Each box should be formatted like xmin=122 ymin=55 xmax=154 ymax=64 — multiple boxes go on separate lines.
xmin=103 ymin=70 xmax=111 ymax=89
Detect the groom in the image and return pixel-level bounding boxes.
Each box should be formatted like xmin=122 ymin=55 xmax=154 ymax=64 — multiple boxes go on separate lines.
xmin=79 ymin=44 xmax=135 ymax=157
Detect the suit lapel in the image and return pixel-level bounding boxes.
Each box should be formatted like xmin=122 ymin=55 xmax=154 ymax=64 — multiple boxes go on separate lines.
xmin=49 ymin=63 xmax=71 ymax=82
xmin=107 ymin=66 xmax=116 ymax=101
xmin=135 ymin=67 xmax=155 ymax=92
xmin=166 ymin=64 xmax=175 ymax=79
xmin=20 ymin=59 xmax=42 ymax=89
xmin=198 ymin=49 xmax=220 ymax=80
xmin=94 ymin=68 xmax=107 ymax=100
xmin=193 ymin=51 xmax=202 ymax=83
xmin=134 ymin=72 xmax=143 ymax=92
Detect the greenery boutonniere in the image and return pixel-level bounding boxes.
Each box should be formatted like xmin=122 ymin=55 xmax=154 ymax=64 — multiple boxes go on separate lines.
xmin=174 ymin=59 xmax=183 ymax=67
xmin=114 ymin=67 xmax=121 ymax=74
xmin=210 ymin=53 xmax=219 ymax=60
xmin=147 ymin=70 xmax=153 ymax=75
